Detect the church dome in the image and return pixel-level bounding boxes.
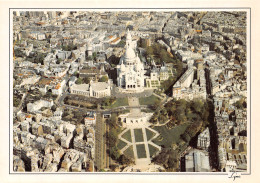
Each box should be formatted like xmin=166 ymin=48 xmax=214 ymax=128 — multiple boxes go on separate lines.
xmin=125 ymin=47 xmax=136 ymax=60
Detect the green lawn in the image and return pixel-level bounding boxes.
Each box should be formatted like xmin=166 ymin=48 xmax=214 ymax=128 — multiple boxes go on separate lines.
xmin=146 ymin=128 xmax=156 ymax=141
xmin=103 ymin=98 xmax=129 ymax=109
xmin=124 ymin=145 xmax=134 ymax=159
xmin=152 ymin=123 xmax=189 ymax=148
xmin=120 ymin=109 xmax=130 ymax=114
xmin=139 ymin=95 xmax=161 ymax=106
xmin=148 ymin=144 xmax=159 ymax=158
xmin=117 ymin=139 xmax=127 ymax=150
xmin=121 ymin=130 xmax=132 ymax=142
xmin=134 ymin=128 xmax=144 ymax=142
xmin=110 ymin=98 xmax=128 ymax=108
xmin=136 ymin=144 xmax=147 ymax=158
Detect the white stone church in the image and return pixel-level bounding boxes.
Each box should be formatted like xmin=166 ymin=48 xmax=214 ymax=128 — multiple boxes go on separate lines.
xmin=117 ymin=30 xmax=145 ymax=93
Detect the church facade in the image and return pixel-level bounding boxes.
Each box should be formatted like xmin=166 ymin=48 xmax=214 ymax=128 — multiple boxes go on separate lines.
xmin=117 ymin=30 xmax=145 ymax=92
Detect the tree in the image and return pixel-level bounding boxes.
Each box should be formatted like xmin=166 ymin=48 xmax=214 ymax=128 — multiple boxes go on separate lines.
xmin=161 ymin=76 xmax=175 ymax=92
xmin=32 ymin=52 xmax=46 ymax=65
xmin=106 ymin=117 xmax=117 ymax=129
xmin=153 ymin=148 xmax=178 ymax=170
xmin=238 ymin=130 xmax=247 ymax=136
xmin=185 ymin=120 xmax=203 ymax=138
xmin=118 ymin=40 xmax=126 ymax=47
xmin=138 ymin=38 xmax=147 ymax=48
xmin=103 ymin=98 xmax=110 ymax=106
xmin=56 ymin=58 xmax=62 ymax=64
xmin=92 ymin=52 xmax=97 ymax=60
xmin=46 ymin=91 xmax=52 ymax=98
xmin=110 ymin=146 xmax=120 ymax=160
xmin=107 ymin=128 xmax=118 ymax=147
xmin=51 ymin=105 xmax=57 ymax=111
xmin=146 ymin=46 xmax=154 ymax=56
xmin=14 ymin=49 xmax=25 ymax=58
xmin=175 ymin=60 xmax=183 ymax=76
xmin=243 ymin=101 xmax=247 ymax=108
xmin=73 ymin=71 xmax=79 ymax=77
xmin=191 ymin=99 xmax=204 ymax=114
xmin=202 ymin=110 xmax=209 ymax=122
xmin=159 ymin=49 xmax=170 ymax=63
xmin=62 ymin=44 xmax=77 ymax=51
xmin=74 ymin=111 xmax=83 ymax=119
xmin=161 ymin=108 xmax=168 ymax=116
xmin=173 ymin=108 xmax=186 ymax=123
xmin=83 ymin=77 xmax=90 ymax=84
xmin=153 ymin=43 xmax=161 ymax=56
xmin=87 ymin=56 xmax=92 ymax=60
xmin=119 ymin=154 xmax=134 ymax=165
xmin=62 ymin=110 xmax=70 ymax=118
xmin=181 ymin=132 xmax=191 ymax=142
xmin=151 ymin=99 xmax=161 ymax=110
xmin=109 ymin=55 xmax=120 ymax=66
xmin=13 ymin=97 xmax=20 ymax=107
xmin=75 ymin=78 xmax=83 ymax=84
xmin=168 ymin=156 xmax=177 ymax=169
xmin=150 ymin=115 xmax=158 ymax=124
xmin=99 ymin=76 xmax=108 ymax=82
xmin=103 ymin=97 xmax=116 ymax=107
xmin=176 ymin=99 xmax=187 ymax=110
xmin=234 ymin=99 xmax=244 ymax=109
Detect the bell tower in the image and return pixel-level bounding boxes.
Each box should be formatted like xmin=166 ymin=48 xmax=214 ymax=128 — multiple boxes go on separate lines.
xmin=126 ymin=29 xmax=132 ymax=49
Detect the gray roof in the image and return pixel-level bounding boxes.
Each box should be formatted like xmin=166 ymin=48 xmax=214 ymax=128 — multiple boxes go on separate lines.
xmin=91 ymin=82 xmax=109 ymax=91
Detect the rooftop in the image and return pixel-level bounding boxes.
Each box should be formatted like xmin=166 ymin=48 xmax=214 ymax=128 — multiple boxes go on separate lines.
xmin=91 ymin=82 xmax=110 ymax=91
xmin=71 ymin=84 xmax=90 ymax=91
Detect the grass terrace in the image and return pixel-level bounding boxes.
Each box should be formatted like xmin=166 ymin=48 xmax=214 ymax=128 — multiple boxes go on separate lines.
xmin=119 ymin=109 xmax=130 ymax=114
xmin=139 ymin=95 xmax=161 ymax=106
xmin=124 ymin=145 xmax=134 ymax=159
xmin=134 ymin=128 xmax=144 ymax=142
xmin=121 ymin=130 xmax=132 ymax=142
xmin=117 ymin=139 xmax=127 ymax=150
xmin=146 ymin=128 xmax=156 ymax=141
xmin=148 ymin=144 xmax=159 ymax=158
xmin=136 ymin=144 xmax=147 ymax=158
xmin=105 ymin=98 xmax=129 ymax=109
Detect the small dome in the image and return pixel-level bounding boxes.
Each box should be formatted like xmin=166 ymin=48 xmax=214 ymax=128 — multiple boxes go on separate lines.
xmin=121 ymin=63 xmax=126 ymax=71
